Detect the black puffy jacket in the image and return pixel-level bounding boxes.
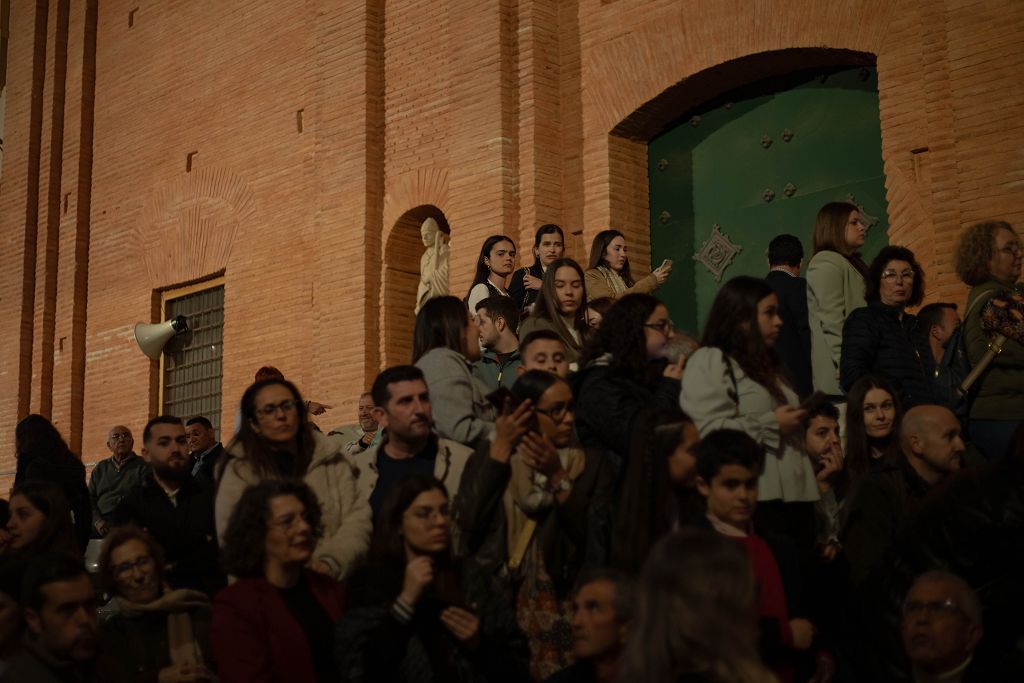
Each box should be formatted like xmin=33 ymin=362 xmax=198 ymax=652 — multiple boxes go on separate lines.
xmin=839 ymin=300 xmax=937 ymax=406
xmin=572 ymin=360 xmax=681 ymax=464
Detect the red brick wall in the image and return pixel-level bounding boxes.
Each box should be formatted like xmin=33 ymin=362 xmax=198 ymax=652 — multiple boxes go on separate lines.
xmin=2 ymin=0 xmax=1023 ymax=474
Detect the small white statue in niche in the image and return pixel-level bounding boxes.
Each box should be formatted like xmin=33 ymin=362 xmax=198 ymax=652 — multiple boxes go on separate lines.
xmin=693 ymin=224 xmax=742 ymax=282
xmin=415 ymin=217 xmax=451 ymax=314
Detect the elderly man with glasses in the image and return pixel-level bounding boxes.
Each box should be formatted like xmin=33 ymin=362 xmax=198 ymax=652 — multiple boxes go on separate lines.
xmin=902 ymin=570 xmax=986 ymax=683
xmin=88 ymin=425 xmax=147 ymax=537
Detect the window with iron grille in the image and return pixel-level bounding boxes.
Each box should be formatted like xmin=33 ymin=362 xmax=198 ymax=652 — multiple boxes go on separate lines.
xmin=161 ymin=284 xmax=224 ymax=435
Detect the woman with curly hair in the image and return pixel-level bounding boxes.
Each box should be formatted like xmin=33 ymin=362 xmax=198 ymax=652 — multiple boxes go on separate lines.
xmin=840 ymin=245 xmax=937 ymax=407
xmin=215 ymin=378 xmax=371 ymax=580
xmin=336 ymin=474 xmax=529 ymax=683
xmin=681 ymin=276 xmax=818 ymax=565
xmin=517 ymin=258 xmax=589 ymax=367
xmin=573 ymin=293 xmax=686 ymax=463
xmin=955 ymin=220 xmax=1024 ymax=458
xmin=583 ymin=229 xmax=671 ymax=301
xmin=806 ymin=202 xmax=870 ymax=397
xmin=94 ymin=526 xmax=213 ymax=682
xmin=618 ymin=530 xmax=776 ymax=683
xmin=213 ymin=480 xmax=344 ymax=683
xmin=13 ymin=415 xmax=91 ymax=551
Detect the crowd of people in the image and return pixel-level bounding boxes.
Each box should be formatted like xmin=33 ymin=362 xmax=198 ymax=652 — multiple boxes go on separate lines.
xmin=1 ymin=205 xmax=1022 ymax=683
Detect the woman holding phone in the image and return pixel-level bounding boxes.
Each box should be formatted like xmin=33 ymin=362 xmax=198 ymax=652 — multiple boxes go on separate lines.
xmin=456 ymin=371 xmax=615 ymax=679
xmin=336 ymin=475 xmax=529 ymax=683
xmin=681 ymin=276 xmax=819 ymax=565
xmin=584 ymin=229 xmax=672 ymax=300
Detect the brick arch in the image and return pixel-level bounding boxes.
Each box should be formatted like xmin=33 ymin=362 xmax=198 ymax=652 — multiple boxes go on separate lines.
xmin=591 ymin=47 xmax=890 ymax=280
xmin=580 ymin=0 xmax=904 ymax=258
xmin=379 ymin=205 xmax=450 ymax=369
xmin=132 ymin=168 xmax=256 ymax=289
xmin=382 ymin=166 xmax=450 ymax=248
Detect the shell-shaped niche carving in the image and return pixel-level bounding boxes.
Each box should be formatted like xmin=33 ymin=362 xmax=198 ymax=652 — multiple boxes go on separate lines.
xmin=133 ymin=168 xmax=257 ymax=288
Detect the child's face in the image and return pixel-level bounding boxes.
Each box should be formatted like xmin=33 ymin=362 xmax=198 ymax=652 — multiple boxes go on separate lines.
xmin=803 ymin=415 xmax=840 ymax=461
xmin=667 ymin=423 xmax=701 ymax=487
xmin=697 ymin=464 xmax=759 ymax=530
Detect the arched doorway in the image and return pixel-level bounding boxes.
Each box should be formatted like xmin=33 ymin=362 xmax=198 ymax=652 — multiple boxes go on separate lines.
xmin=380 ymin=205 xmax=451 ymax=368
xmin=647 ymin=62 xmax=889 ymax=333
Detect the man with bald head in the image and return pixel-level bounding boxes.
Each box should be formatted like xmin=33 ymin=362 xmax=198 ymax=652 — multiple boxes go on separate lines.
xmin=88 ymin=425 xmax=147 ymax=536
xmin=843 ymin=405 xmax=965 ymax=587
xmin=902 ymin=571 xmax=985 ymax=682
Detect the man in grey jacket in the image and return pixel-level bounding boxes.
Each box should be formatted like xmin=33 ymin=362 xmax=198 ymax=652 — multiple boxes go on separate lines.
xmin=88 ymin=425 xmax=147 ymax=536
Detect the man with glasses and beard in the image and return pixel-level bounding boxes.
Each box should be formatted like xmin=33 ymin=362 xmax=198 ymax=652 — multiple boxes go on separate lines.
xmin=113 ymin=416 xmax=225 ymax=596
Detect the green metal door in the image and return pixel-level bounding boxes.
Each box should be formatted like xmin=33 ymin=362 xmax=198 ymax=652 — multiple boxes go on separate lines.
xmin=649 ymin=66 xmax=889 ymax=334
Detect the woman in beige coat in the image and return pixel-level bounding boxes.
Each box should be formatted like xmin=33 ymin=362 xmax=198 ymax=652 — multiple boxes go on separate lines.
xmin=584 ymin=229 xmax=671 ymax=300
xmin=215 ymin=378 xmax=371 ymax=580
xmin=806 ymin=202 xmax=870 ymax=396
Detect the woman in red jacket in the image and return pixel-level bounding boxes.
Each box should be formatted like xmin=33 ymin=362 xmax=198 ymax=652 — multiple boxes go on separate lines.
xmin=212 ymin=480 xmax=344 ymax=683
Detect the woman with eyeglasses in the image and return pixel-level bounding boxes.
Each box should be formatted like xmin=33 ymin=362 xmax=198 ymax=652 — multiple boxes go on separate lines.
xmin=955 ymin=220 xmax=1024 ymax=458
xmin=95 ymin=526 xmax=214 ymax=683
xmin=215 ymin=378 xmax=371 ymax=581
xmin=517 ymin=258 xmax=589 ymax=368
xmin=466 ymin=235 xmax=517 ymax=313
xmin=456 ymin=370 xmax=615 ymax=680
xmin=573 ymin=294 xmax=686 ymax=464
xmin=213 ymin=480 xmax=344 ymax=683
xmin=840 ymin=246 xmax=937 ymax=408
xmin=584 ymin=229 xmax=671 ymax=301
xmin=681 ymin=276 xmax=819 ymax=572
xmin=806 ymin=202 xmax=870 ymax=398
xmin=337 ymin=474 xmax=530 ymax=683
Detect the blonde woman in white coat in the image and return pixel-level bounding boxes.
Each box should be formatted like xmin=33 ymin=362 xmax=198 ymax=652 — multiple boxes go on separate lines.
xmin=215 ymin=378 xmax=371 ymax=580
xmin=806 ymin=202 xmax=870 ymax=396
xmin=681 ymin=276 xmax=819 ymax=564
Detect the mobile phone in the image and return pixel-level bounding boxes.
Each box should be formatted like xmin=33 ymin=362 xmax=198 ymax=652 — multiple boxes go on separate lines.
xmin=660 ymin=258 xmax=673 ymax=270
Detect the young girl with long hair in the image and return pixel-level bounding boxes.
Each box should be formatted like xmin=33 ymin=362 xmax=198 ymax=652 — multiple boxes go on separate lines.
xmin=517 ymin=258 xmax=589 ymax=366
xmin=466 ymin=235 xmax=517 ymax=313
xmin=574 ymin=294 xmax=685 ymax=463
xmin=413 ymin=295 xmax=495 ymax=449
xmin=681 ymin=276 xmax=818 ymax=559
xmin=583 ymin=229 xmax=670 ymax=300
xmin=844 ymin=375 xmax=903 ymax=479
xmin=4 ymin=482 xmax=78 ymax=557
